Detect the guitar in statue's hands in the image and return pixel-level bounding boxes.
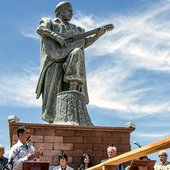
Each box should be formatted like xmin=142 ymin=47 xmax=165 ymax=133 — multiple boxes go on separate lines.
xmin=66 ymin=24 xmax=114 ymax=43
xmin=43 ymin=24 xmax=114 ymax=61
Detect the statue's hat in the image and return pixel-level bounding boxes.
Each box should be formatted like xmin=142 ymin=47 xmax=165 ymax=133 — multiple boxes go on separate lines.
xmin=55 ymin=1 xmax=71 ymax=13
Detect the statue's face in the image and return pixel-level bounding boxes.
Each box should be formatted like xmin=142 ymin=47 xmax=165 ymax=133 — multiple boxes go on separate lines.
xmin=60 ymin=4 xmax=73 ymax=21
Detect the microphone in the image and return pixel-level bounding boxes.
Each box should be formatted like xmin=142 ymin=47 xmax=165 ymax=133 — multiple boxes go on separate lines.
xmin=27 ymin=137 xmax=32 ymax=142
xmin=133 ymin=141 xmax=142 ymax=148
xmin=25 ymin=137 xmax=32 ymax=146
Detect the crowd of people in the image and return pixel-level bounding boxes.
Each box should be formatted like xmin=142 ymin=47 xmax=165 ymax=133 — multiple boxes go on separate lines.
xmin=0 ymin=125 xmax=170 ymax=170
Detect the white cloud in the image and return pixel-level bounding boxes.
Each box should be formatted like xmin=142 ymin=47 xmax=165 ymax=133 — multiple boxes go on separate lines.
xmin=21 ymin=25 xmax=39 ymax=39
xmin=138 ymin=122 xmax=170 ymax=128
xmin=86 ymin=60 xmax=170 ymax=118
xmin=0 ymin=67 xmax=41 ymax=107
xmin=72 ymin=12 xmax=95 ymax=30
xmin=134 ymin=132 xmax=169 ymax=139
xmin=22 ymin=31 xmax=39 ymax=39
xmin=72 ymin=1 xmax=170 ymax=73
xmin=80 ymin=1 xmax=170 ymax=117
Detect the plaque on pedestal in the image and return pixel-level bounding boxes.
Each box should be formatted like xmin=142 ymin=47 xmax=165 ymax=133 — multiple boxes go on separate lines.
xmin=129 ymin=160 xmax=156 ymax=170
xmin=23 ymin=161 xmax=49 ymax=170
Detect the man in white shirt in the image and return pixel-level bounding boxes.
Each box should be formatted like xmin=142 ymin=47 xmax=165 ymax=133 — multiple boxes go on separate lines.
xmin=8 ymin=125 xmax=43 ymax=170
xmin=154 ymin=150 xmax=170 ymax=170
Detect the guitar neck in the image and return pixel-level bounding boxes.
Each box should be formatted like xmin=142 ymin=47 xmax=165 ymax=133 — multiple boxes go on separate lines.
xmin=75 ymin=27 xmax=101 ymax=40
xmin=66 ymin=24 xmax=114 ymax=43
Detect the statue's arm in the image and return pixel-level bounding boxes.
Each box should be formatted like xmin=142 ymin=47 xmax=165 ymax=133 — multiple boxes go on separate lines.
xmin=84 ymin=27 xmax=106 ymax=48
xmin=37 ymin=18 xmax=65 ymax=46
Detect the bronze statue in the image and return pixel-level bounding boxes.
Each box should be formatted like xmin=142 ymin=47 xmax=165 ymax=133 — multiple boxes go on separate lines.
xmin=36 ymin=1 xmax=113 ymax=125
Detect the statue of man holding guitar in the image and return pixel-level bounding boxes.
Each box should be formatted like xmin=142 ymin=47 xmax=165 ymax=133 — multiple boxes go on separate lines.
xmin=36 ymin=1 xmax=114 ymax=124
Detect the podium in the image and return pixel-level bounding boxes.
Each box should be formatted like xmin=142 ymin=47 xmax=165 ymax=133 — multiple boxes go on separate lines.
xmin=23 ymin=161 xmax=50 ymax=170
xmin=129 ymin=160 xmax=156 ymax=170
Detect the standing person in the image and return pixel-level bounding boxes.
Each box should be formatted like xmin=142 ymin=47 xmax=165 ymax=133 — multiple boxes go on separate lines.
xmin=0 ymin=145 xmax=8 ymax=169
xmin=36 ymin=1 xmax=113 ymax=124
xmin=8 ymin=126 xmax=44 ymax=170
xmin=53 ymin=152 xmax=73 ymax=170
xmin=102 ymin=146 xmax=124 ymax=170
xmin=78 ymin=153 xmax=93 ymax=170
xmin=154 ymin=150 xmax=170 ymax=170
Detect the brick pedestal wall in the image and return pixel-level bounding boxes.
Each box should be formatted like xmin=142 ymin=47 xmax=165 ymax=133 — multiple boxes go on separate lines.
xmin=9 ymin=122 xmax=135 ymax=169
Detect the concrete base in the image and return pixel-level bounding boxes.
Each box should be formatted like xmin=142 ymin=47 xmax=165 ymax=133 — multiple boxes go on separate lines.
xmin=54 ymin=90 xmax=93 ymax=126
xmin=9 ymin=122 xmax=135 ymax=169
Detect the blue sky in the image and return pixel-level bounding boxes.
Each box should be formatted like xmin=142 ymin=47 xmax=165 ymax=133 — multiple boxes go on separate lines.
xmin=0 ymin=0 xmax=170 ymax=163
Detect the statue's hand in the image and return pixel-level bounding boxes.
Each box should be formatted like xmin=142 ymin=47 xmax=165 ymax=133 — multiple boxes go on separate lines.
xmin=63 ymin=63 xmax=68 ymax=71
xmin=54 ymin=35 xmax=67 ymax=46
xmin=96 ymin=26 xmax=106 ymax=38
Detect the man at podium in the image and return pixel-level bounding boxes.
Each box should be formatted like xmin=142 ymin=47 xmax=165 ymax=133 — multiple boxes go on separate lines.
xmin=8 ymin=126 xmax=44 ymax=170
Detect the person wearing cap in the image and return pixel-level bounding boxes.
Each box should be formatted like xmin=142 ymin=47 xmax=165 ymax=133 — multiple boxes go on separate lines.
xmin=8 ymin=125 xmax=44 ymax=170
xmin=53 ymin=152 xmax=74 ymax=170
xmin=36 ymin=1 xmax=107 ymax=124
xmin=154 ymin=150 xmax=170 ymax=170
xmin=0 ymin=145 xmax=8 ymax=169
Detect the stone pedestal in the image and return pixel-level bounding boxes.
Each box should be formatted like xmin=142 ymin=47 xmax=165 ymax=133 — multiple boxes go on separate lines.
xmin=54 ymin=90 xmax=93 ymax=126
xmin=9 ymin=122 xmax=135 ymax=169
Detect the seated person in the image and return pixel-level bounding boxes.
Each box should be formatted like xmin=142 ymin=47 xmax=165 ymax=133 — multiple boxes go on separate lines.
xmin=78 ymin=153 xmax=93 ymax=170
xmin=53 ymin=152 xmax=74 ymax=170
xmin=154 ymin=150 xmax=170 ymax=170
xmin=0 ymin=145 xmax=8 ymax=169
xmin=102 ymin=146 xmax=124 ymax=170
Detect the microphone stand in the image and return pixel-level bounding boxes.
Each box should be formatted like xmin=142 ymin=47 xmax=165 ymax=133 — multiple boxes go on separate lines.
xmin=135 ymin=143 xmax=142 ymax=148
xmin=3 ymin=138 xmax=31 ymax=170
xmin=133 ymin=141 xmax=142 ymax=148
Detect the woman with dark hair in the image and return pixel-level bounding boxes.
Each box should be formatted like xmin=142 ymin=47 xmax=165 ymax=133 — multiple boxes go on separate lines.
xmin=78 ymin=153 xmax=93 ymax=170
xmin=53 ymin=151 xmax=73 ymax=170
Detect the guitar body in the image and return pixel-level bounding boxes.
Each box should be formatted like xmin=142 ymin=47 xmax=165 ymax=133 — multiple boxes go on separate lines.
xmin=43 ymin=32 xmax=85 ymax=61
